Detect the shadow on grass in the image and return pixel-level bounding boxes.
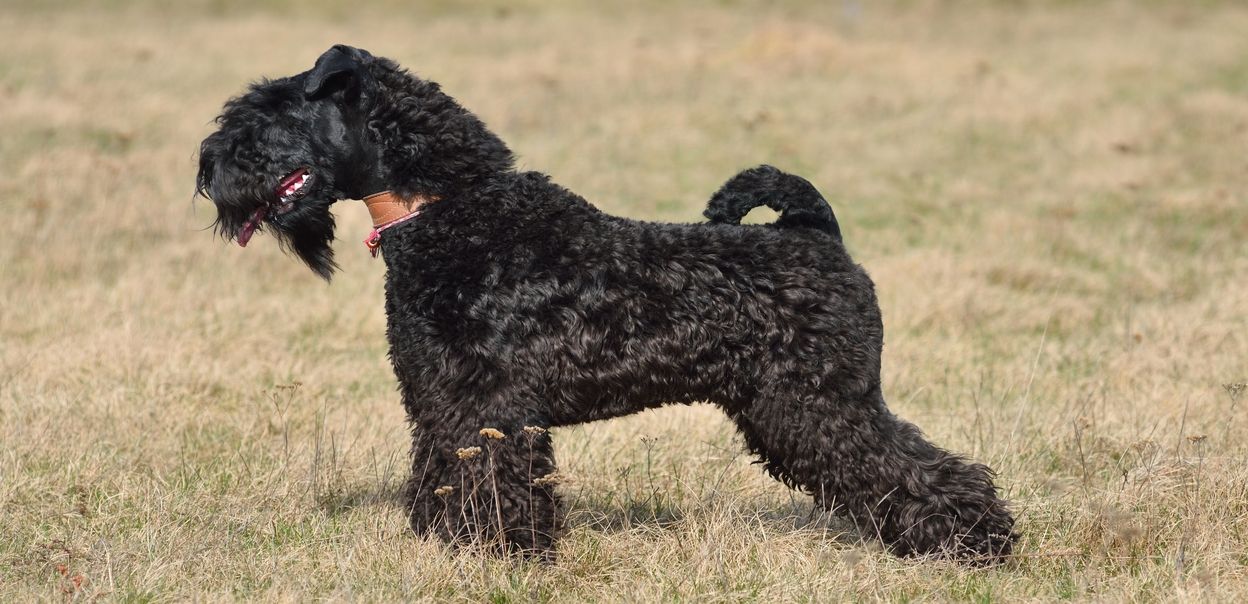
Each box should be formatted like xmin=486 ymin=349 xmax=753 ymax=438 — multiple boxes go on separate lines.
xmin=314 ymin=476 xmax=861 ymax=547
xmin=315 ymin=479 xmax=406 ymax=517
xmin=562 ymin=488 xmax=861 ymax=546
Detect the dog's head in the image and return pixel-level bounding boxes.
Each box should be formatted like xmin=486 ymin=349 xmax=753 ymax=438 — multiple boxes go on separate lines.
xmin=196 ymin=45 xmax=385 ymax=279
xmin=198 ymin=45 xmax=515 ymax=278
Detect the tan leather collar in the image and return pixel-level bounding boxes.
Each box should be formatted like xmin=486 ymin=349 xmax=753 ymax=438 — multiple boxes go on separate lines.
xmin=362 ymin=190 xmax=437 ymax=227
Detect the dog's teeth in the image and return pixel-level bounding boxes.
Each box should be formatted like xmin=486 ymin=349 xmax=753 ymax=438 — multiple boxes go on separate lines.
xmin=300 ymin=174 xmax=310 ymax=182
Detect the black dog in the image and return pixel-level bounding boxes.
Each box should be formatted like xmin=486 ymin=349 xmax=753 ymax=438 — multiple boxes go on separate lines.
xmin=196 ymin=45 xmax=1016 ymax=562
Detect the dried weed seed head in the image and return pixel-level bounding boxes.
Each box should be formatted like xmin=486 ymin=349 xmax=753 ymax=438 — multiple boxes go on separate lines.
xmin=433 ymin=485 xmax=455 ymax=497
xmin=479 ymin=428 xmax=505 ymax=440
xmin=1223 ymin=382 xmax=1246 ymax=400
xmin=533 ymin=472 xmax=562 ymax=487
xmin=456 ymin=446 xmax=482 ymax=460
xmin=522 ymin=426 xmax=547 ymax=435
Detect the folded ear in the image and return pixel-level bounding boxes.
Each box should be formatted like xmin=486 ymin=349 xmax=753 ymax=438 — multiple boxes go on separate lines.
xmin=304 ymin=45 xmax=376 ymax=100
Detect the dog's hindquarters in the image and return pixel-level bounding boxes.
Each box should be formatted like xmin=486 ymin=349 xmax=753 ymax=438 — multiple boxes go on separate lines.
xmin=704 ymin=165 xmax=842 ymax=242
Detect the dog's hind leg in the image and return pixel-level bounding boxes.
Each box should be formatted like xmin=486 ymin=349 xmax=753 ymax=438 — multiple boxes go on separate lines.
xmin=404 ymin=418 xmax=561 ymax=560
xmin=729 ymin=384 xmax=1017 ymax=563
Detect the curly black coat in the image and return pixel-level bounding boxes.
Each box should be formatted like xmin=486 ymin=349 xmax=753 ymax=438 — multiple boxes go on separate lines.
xmin=196 ymin=45 xmax=1017 ymax=563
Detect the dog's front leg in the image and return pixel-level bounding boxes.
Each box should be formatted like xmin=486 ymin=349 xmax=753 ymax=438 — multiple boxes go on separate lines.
xmin=403 ymin=418 xmax=562 ymax=561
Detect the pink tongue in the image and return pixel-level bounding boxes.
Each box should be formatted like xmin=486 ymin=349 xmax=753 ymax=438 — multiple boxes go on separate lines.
xmin=237 ymin=207 xmax=266 ymax=247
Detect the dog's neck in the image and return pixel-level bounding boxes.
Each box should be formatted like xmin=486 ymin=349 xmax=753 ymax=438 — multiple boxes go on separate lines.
xmin=361 ymin=190 xmax=437 ymax=228
xmin=360 ymin=190 xmax=438 ymax=257
xmin=366 ymin=61 xmax=516 ymax=196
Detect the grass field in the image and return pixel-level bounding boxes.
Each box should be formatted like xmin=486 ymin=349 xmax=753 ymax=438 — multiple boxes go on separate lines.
xmin=2 ymin=0 xmax=1247 ymax=601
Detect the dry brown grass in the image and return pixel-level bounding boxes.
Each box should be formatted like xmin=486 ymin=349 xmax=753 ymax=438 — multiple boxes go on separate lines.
xmin=2 ymin=1 xmax=1247 ymax=601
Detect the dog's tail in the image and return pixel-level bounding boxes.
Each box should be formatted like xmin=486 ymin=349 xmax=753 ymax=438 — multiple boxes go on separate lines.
xmin=703 ymin=165 xmax=842 ymax=242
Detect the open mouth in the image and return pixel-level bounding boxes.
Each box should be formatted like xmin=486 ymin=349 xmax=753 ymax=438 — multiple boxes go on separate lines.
xmin=274 ymin=166 xmax=313 ymax=212
xmin=236 ymin=167 xmax=315 ymax=247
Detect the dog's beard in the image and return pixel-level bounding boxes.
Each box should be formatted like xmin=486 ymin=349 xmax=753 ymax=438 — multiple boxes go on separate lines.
xmin=206 ymin=193 xmax=340 ymax=281
xmin=270 ymin=199 xmax=339 ymax=280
